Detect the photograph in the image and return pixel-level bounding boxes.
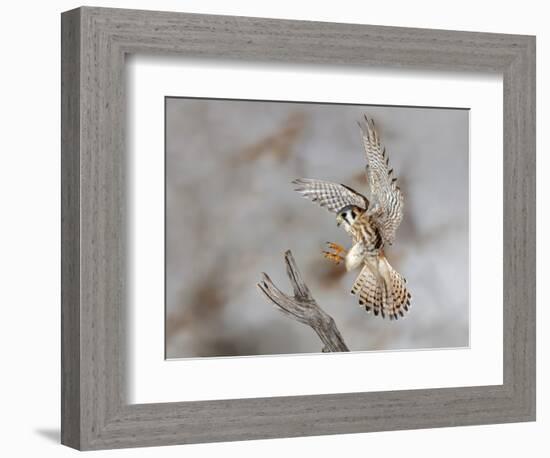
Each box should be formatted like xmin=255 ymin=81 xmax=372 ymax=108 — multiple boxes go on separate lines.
xmin=165 ymin=98 xmax=470 ymax=359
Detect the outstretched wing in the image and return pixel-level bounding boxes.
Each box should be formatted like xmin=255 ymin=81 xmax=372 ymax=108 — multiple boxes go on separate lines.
xmin=359 ymin=116 xmax=404 ymax=245
xmin=292 ymin=178 xmax=368 ymax=214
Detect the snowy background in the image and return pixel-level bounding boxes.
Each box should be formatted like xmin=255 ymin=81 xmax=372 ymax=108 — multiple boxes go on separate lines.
xmin=165 ymin=98 xmax=469 ymax=358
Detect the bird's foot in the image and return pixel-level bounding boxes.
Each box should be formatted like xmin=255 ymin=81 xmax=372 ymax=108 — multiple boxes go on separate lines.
xmin=322 ymin=242 xmax=346 ymax=265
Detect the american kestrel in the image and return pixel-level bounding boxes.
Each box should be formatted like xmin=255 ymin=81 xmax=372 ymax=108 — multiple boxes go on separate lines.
xmin=293 ymin=116 xmax=411 ymax=320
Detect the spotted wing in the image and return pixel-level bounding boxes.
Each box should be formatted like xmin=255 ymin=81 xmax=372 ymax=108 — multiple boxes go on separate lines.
xmin=358 ymin=116 xmax=404 ymax=245
xmin=292 ymin=178 xmax=368 ymax=214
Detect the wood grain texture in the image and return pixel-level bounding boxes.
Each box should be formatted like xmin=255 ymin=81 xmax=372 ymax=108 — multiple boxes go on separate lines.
xmin=258 ymin=251 xmax=349 ymax=352
xmin=60 ymin=7 xmax=81 ymax=449
xmin=60 ymin=6 xmax=536 ymax=450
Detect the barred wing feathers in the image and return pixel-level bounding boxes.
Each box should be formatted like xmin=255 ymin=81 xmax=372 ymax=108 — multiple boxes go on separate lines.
xmin=359 ymin=116 xmax=404 ymax=245
xmin=292 ymin=178 xmax=368 ymax=214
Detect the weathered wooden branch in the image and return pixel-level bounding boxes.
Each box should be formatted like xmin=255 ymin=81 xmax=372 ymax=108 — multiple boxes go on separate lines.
xmin=257 ymin=250 xmax=349 ymax=352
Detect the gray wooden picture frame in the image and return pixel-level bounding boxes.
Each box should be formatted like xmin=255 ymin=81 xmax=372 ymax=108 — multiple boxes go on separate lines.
xmin=61 ymin=6 xmax=536 ymax=451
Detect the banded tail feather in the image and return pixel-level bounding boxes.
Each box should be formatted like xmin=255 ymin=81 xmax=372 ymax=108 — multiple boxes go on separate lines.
xmin=351 ymin=255 xmax=411 ymax=320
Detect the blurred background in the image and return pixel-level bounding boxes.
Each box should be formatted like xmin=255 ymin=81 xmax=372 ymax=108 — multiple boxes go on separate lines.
xmin=165 ymin=98 xmax=469 ymax=358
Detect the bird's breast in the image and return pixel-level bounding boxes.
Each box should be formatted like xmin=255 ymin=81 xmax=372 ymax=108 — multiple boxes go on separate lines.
xmin=350 ymin=216 xmax=383 ymax=252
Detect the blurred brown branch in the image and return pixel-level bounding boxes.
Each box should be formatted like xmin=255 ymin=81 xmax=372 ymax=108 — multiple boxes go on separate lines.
xmin=231 ymin=112 xmax=306 ymax=164
xmin=257 ymin=250 xmax=349 ymax=353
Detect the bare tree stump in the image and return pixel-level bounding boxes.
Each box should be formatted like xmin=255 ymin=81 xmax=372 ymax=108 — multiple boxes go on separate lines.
xmin=257 ymin=250 xmax=349 ymax=352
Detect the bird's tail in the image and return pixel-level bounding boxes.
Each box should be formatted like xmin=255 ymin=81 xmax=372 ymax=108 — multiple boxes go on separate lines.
xmin=351 ymin=255 xmax=411 ymax=320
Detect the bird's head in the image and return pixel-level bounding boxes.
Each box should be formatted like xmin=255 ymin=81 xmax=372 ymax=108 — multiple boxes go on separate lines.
xmin=336 ymin=205 xmax=363 ymax=229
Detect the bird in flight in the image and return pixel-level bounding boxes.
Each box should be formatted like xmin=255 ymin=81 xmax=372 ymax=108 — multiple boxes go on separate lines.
xmin=293 ymin=116 xmax=410 ymax=320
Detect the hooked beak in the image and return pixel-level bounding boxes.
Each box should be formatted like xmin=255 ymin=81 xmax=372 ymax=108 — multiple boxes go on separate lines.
xmin=336 ymin=215 xmax=343 ymax=227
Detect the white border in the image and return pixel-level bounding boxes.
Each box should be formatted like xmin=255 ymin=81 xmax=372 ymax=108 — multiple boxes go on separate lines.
xmin=127 ymin=56 xmax=503 ymax=404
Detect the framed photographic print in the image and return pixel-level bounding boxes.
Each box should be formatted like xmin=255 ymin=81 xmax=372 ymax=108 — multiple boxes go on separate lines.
xmin=61 ymin=6 xmax=535 ymax=450
xmin=163 ymin=99 xmax=469 ymax=359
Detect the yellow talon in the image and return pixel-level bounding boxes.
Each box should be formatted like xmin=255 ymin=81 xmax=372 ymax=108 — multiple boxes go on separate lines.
xmin=322 ymin=242 xmax=346 ymax=265
xmin=326 ymin=242 xmax=345 ymax=255
xmin=322 ymin=252 xmax=343 ymax=264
